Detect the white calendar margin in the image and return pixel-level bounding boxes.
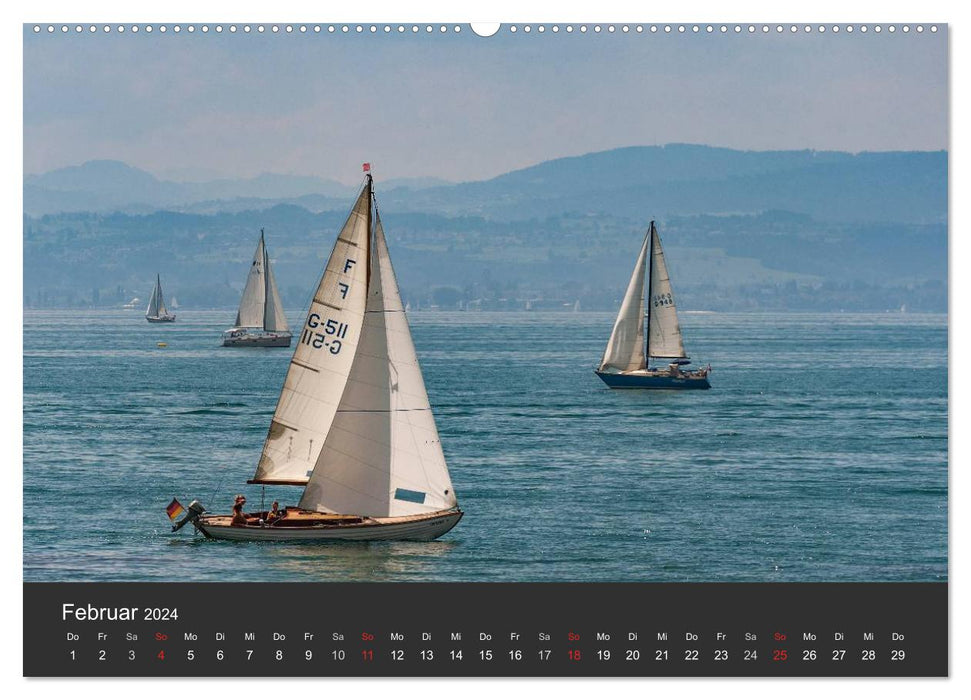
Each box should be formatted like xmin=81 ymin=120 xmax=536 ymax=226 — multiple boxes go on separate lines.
xmin=2 ymin=0 xmax=963 ymax=698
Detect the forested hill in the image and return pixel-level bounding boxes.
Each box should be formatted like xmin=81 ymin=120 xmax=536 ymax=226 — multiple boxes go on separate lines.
xmin=23 ymin=144 xmax=947 ymax=312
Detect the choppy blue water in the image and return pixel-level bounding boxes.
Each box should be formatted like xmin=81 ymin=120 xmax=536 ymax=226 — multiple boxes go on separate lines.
xmin=23 ymin=310 xmax=947 ymax=582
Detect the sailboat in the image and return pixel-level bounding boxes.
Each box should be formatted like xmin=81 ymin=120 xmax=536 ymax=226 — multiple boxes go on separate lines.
xmin=595 ymin=221 xmax=711 ymax=389
xmin=171 ymin=172 xmax=462 ymax=541
xmin=222 ymin=229 xmax=292 ymax=347
xmin=145 ymin=275 xmax=176 ymax=323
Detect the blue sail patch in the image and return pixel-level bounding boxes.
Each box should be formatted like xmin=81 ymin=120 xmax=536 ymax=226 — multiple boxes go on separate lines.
xmin=394 ymin=488 xmax=426 ymax=504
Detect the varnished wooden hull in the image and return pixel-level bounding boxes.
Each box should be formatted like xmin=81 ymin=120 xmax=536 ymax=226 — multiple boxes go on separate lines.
xmin=195 ymin=508 xmax=463 ymax=542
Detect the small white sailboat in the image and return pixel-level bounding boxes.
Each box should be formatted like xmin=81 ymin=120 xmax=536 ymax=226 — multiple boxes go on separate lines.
xmin=171 ymin=171 xmax=462 ymax=541
xmin=222 ymin=229 xmax=292 ymax=347
xmin=145 ymin=275 xmax=176 ymax=323
xmin=595 ymin=221 xmax=710 ymax=389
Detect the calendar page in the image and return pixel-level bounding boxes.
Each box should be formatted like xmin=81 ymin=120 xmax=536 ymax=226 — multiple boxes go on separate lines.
xmin=21 ymin=18 xmax=948 ymax=678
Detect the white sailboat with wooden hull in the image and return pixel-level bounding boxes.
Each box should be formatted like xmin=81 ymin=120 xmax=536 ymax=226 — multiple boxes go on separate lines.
xmin=145 ymin=274 xmax=176 ymax=323
xmin=595 ymin=221 xmax=710 ymax=390
xmin=223 ymin=229 xmax=292 ymax=347
xmin=171 ymin=172 xmax=462 ymax=542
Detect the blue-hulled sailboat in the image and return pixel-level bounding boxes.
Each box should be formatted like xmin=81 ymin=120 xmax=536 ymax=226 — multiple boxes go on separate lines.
xmin=595 ymin=221 xmax=711 ymax=390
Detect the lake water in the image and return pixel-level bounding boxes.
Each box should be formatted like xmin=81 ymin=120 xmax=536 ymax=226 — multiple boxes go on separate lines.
xmin=22 ymin=310 xmax=947 ymax=582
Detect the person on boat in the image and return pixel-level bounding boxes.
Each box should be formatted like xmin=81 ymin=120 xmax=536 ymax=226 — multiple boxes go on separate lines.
xmin=231 ymin=494 xmax=247 ymax=526
xmin=266 ymin=500 xmax=282 ymax=524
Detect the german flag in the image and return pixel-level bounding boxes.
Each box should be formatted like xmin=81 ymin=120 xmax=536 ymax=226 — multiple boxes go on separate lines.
xmin=166 ymin=499 xmax=185 ymax=521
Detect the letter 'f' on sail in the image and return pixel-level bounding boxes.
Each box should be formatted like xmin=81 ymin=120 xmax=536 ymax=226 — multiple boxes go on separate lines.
xmin=250 ymin=181 xmax=372 ymax=485
xmin=599 ymin=232 xmax=650 ymax=372
xmin=299 ymin=211 xmax=457 ymax=517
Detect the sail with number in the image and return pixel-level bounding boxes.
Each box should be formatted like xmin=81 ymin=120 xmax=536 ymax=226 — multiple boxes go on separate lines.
xmin=250 ymin=182 xmax=372 ymax=485
xmin=234 ymin=231 xmax=290 ymax=333
xmin=170 ymin=171 xmax=462 ymax=542
xmin=599 ymin=231 xmax=649 ymax=372
xmin=646 ymin=224 xmax=687 ymax=359
xmin=299 ymin=212 xmax=457 ymax=517
xmin=146 ymin=275 xmax=172 ymax=318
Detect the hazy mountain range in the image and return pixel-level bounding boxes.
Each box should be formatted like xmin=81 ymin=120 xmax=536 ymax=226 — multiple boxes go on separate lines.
xmin=23 ymin=144 xmax=948 ymax=312
xmin=24 ymin=160 xmax=452 ymax=216
xmin=25 ymin=144 xmax=945 ymax=223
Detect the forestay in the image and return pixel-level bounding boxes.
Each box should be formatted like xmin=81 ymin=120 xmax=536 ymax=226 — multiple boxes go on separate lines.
xmin=599 ymin=231 xmax=649 ymax=372
xmin=299 ymin=214 xmax=457 ymax=517
xmin=250 ymin=182 xmax=371 ymax=485
xmin=647 ymin=227 xmax=687 ymax=359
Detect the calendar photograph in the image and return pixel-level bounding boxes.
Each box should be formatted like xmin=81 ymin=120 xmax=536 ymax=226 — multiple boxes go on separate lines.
xmin=23 ymin=23 xmax=947 ymax=588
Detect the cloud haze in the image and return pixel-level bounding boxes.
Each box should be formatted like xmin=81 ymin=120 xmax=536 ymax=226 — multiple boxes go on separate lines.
xmin=24 ymin=26 xmax=947 ymax=183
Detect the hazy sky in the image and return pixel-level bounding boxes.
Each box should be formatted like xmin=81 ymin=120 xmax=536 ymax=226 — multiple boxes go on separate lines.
xmin=23 ymin=24 xmax=948 ymax=183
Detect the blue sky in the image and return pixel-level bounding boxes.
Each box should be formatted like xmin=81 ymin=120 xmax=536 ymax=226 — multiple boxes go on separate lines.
xmin=23 ymin=24 xmax=947 ymax=183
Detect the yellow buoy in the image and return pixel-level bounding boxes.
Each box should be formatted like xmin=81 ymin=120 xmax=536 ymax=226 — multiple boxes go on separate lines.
xmin=157 ymin=342 xmax=168 ymax=348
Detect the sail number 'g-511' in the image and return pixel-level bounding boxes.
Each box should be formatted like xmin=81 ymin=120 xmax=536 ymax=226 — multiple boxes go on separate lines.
xmin=301 ymin=313 xmax=349 ymax=354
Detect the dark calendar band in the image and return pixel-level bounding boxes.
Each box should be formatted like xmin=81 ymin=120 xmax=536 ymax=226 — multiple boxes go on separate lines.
xmin=24 ymin=582 xmax=947 ymax=677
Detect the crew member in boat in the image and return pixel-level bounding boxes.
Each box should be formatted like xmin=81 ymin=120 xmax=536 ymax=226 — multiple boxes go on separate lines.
xmin=266 ymin=500 xmax=282 ymax=524
xmin=231 ymin=494 xmax=247 ymax=526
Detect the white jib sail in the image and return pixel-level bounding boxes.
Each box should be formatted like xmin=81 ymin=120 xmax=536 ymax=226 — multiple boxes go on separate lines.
xmin=599 ymin=231 xmax=649 ymax=372
xmin=647 ymin=226 xmax=687 ymax=359
xmin=235 ymin=235 xmax=267 ymax=328
xmin=299 ymin=214 xmax=457 ymax=517
xmin=250 ymin=181 xmax=372 ymax=485
xmin=263 ymin=240 xmax=289 ymax=333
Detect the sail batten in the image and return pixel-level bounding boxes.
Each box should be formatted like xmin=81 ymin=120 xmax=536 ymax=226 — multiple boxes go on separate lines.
xmin=299 ymin=210 xmax=456 ymax=517
xmin=250 ymin=181 xmax=372 ymax=485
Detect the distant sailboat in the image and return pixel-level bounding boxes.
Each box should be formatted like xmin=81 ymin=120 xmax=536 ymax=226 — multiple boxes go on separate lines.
xmin=595 ymin=221 xmax=710 ymax=389
xmin=145 ymin=275 xmax=176 ymax=323
xmin=222 ymin=229 xmax=292 ymax=347
xmin=170 ymin=171 xmax=462 ymax=541
xmin=122 ymin=297 xmax=140 ymax=309
xmin=170 ymin=296 xmax=179 ymax=310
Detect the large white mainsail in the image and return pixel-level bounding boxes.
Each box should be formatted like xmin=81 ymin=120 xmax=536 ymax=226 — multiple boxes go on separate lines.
xmin=250 ymin=181 xmax=372 ymax=485
xmin=299 ymin=212 xmax=457 ymax=517
xmin=235 ymin=235 xmax=267 ymax=328
xmin=646 ymin=224 xmax=687 ymax=360
xmin=598 ymin=231 xmax=649 ymax=372
xmin=146 ymin=275 xmax=170 ymax=318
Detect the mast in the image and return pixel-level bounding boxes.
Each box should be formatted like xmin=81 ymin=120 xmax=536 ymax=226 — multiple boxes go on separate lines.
xmin=365 ymin=173 xmax=373 ymax=291
xmin=645 ymin=221 xmax=654 ymax=365
xmin=260 ymin=228 xmax=268 ymax=331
